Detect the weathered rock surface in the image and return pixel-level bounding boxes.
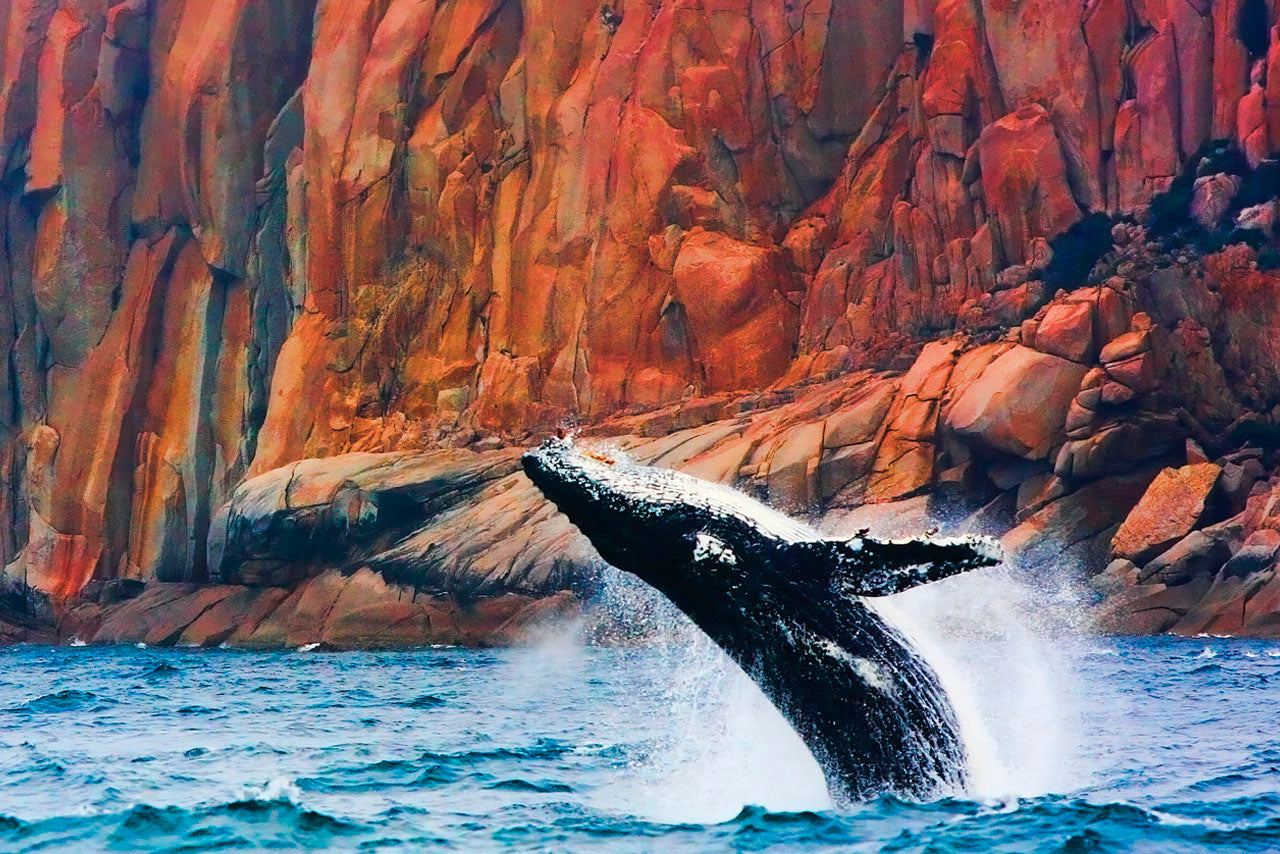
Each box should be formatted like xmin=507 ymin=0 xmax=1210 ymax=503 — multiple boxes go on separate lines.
xmin=946 ymin=346 xmax=1088 ymax=460
xmin=1111 ymin=464 xmax=1224 ymax=564
xmin=6 ymin=2 xmax=1280 ymax=644
xmin=215 ymin=449 xmax=525 ymax=587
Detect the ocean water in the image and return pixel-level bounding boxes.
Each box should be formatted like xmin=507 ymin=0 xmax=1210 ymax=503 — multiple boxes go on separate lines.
xmin=0 ymin=625 xmax=1276 ymax=853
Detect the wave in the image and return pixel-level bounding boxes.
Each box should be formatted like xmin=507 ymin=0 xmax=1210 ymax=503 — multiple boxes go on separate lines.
xmin=485 ymin=779 xmax=574 ymax=793
xmin=294 ymin=739 xmax=574 ymax=797
xmin=6 ymin=690 xmax=115 ymax=714
xmin=418 ymin=740 xmax=572 ymax=763
xmin=0 ymin=640 xmax=1276 ymax=852
xmin=2 ymin=793 xmax=1280 ymax=853
xmin=298 ymin=758 xmax=463 ymax=794
xmin=0 ymin=796 xmax=363 ymax=852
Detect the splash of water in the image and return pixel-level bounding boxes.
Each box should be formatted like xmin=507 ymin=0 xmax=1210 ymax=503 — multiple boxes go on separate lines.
xmin=570 ymin=489 xmax=1099 ymax=818
xmin=243 ymin=776 xmax=304 ymax=803
xmin=872 ymin=568 xmax=1092 ymax=800
xmin=587 ymin=571 xmax=830 ymax=823
xmin=827 ymin=499 xmax=1100 ymax=800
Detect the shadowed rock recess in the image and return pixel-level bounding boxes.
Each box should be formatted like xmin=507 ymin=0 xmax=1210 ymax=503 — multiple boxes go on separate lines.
xmin=7 ymin=1 xmax=1280 ymax=646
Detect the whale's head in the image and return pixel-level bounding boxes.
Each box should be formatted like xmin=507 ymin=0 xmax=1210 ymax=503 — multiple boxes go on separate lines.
xmin=520 ymin=436 xmax=778 ymax=606
xmin=521 ymin=438 xmax=703 ymax=577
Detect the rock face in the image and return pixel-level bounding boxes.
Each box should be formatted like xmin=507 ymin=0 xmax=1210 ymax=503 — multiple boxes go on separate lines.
xmin=7 ymin=1 xmax=1280 ymax=645
xmin=946 ymin=347 xmax=1088 ymax=460
xmin=1111 ymin=464 xmax=1223 ymax=564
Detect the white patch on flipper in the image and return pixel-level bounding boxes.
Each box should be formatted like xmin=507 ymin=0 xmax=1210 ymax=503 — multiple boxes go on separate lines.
xmin=868 ymin=532 xmax=1003 ymax=565
xmin=819 ymin=639 xmax=895 ymax=695
xmin=692 ymin=532 xmax=737 ymax=566
xmin=775 ymin=620 xmax=796 ymax=645
xmin=852 ymin=658 xmax=896 ymax=695
xmin=818 ymin=639 xmax=849 ymax=662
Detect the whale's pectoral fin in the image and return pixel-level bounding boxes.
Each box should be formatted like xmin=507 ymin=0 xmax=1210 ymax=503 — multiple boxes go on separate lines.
xmin=788 ymin=534 xmax=1003 ymax=596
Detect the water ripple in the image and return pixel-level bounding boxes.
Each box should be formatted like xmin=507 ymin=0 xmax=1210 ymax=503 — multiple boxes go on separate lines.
xmin=0 ymin=639 xmax=1271 ymax=851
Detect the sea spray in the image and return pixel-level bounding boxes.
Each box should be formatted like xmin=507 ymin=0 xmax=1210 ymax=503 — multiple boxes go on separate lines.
xmin=586 ymin=569 xmax=830 ymax=822
xmin=871 ymin=571 xmax=1092 ymax=799
xmin=578 ymin=498 xmax=1097 ymax=811
xmin=827 ymin=502 xmax=1098 ymax=800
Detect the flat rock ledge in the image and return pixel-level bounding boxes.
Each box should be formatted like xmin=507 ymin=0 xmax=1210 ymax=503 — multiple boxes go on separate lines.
xmin=59 ymin=574 xmax=580 ymax=650
xmin=55 ymin=445 xmax=596 ymax=650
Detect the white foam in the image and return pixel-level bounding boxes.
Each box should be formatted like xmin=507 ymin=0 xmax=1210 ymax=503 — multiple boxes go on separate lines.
xmin=589 ymin=572 xmax=830 ymax=823
xmin=245 ymin=776 xmax=303 ymax=803
xmin=871 ymin=562 xmax=1093 ymax=800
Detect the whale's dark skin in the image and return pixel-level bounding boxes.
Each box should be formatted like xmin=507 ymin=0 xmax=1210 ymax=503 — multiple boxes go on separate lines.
xmin=521 ymin=437 xmax=1003 ymax=803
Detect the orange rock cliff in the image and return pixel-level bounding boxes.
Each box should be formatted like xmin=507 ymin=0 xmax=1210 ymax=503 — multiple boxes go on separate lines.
xmin=6 ymin=0 xmax=1280 ymax=645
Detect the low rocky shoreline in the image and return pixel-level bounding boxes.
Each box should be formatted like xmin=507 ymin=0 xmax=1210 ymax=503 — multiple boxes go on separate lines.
xmin=60 ymin=579 xmax=581 ymax=650
xmin=0 ymin=575 xmax=581 ymax=650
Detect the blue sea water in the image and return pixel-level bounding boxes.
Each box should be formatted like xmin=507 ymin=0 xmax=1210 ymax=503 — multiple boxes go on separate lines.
xmin=0 ymin=629 xmax=1276 ymax=853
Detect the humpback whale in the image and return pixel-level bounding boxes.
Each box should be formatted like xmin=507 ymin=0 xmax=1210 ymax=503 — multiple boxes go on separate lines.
xmin=521 ymin=437 xmax=1003 ymax=802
